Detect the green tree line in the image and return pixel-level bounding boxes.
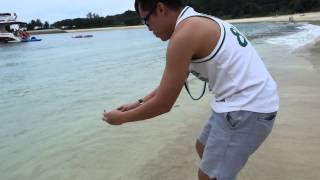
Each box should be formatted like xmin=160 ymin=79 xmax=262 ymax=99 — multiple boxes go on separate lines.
xmin=185 ymin=0 xmax=320 ymax=19
xmin=51 ymin=10 xmax=140 ymax=30
xmin=26 ymin=19 xmax=50 ymax=30
xmin=29 ymin=0 xmax=320 ymax=30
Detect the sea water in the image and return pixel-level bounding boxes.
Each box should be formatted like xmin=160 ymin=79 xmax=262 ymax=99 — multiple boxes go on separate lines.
xmin=0 ymin=22 xmax=319 ymax=180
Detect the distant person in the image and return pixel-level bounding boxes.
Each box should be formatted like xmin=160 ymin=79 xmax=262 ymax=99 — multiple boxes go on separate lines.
xmin=19 ymin=29 xmax=30 ymax=40
xmin=289 ymin=16 xmax=295 ymax=23
xmin=102 ymin=1 xmax=279 ymax=180
xmin=13 ymin=13 xmax=17 ymax=20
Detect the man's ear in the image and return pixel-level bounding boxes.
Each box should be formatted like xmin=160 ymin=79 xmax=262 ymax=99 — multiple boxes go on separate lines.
xmin=157 ymin=2 xmax=168 ymax=16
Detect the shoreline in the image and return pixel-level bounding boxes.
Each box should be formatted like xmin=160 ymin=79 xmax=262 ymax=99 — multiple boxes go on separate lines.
xmin=65 ymin=25 xmax=145 ymax=33
xmin=28 ymin=25 xmax=145 ymax=35
xmin=28 ymin=28 xmax=67 ymax=35
xmin=28 ymin=11 xmax=320 ymax=35
xmin=227 ymin=11 xmax=320 ymax=23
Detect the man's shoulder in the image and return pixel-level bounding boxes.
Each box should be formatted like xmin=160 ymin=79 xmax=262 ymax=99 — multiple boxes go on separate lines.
xmin=174 ymin=16 xmax=220 ymax=38
xmin=175 ymin=17 xmax=205 ymax=33
xmin=169 ymin=16 xmax=222 ymax=60
xmin=173 ymin=17 xmax=220 ymax=46
xmin=172 ymin=18 xmax=202 ymax=42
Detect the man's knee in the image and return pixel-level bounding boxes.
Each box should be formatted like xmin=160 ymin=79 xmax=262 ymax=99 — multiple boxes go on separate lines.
xmin=198 ymin=168 xmax=216 ymax=180
xmin=196 ymin=140 xmax=205 ymax=159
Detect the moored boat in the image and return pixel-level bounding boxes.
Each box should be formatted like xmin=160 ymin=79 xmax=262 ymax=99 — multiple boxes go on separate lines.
xmin=0 ymin=13 xmax=42 ymax=43
xmin=72 ymin=34 xmax=93 ymax=38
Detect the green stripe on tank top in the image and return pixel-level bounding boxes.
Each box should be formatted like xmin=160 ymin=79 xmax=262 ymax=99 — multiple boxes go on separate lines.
xmin=178 ymin=7 xmax=190 ymax=19
xmin=192 ymin=24 xmax=226 ymax=64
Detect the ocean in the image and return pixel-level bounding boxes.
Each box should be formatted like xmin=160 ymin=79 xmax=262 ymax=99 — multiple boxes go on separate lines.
xmin=1 ymin=22 xmax=319 ymax=180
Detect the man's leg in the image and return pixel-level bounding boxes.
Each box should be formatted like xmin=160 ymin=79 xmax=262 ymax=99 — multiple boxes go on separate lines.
xmin=196 ymin=140 xmax=205 ymax=159
xmin=196 ymin=112 xmax=217 ymax=180
xmin=197 ymin=112 xmax=214 ymax=159
xmin=197 ymin=141 xmax=217 ymax=180
xmin=198 ymin=111 xmax=276 ymax=180
xmin=198 ymin=168 xmax=217 ymax=180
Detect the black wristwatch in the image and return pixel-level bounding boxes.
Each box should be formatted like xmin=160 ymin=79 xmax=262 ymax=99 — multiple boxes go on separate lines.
xmin=138 ymin=99 xmax=144 ymax=105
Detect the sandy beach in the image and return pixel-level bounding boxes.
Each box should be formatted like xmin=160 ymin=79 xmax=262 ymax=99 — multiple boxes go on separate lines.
xmin=134 ymin=39 xmax=320 ymax=179
xmin=227 ymin=11 xmax=320 ymax=23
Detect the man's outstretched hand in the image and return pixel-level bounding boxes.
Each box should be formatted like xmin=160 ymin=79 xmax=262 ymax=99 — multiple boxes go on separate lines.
xmin=117 ymin=101 xmax=140 ymax=112
xmin=102 ymin=110 xmax=127 ymax=125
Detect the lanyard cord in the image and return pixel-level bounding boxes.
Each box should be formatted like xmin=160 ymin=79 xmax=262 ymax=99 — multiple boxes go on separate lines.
xmin=184 ymin=81 xmax=206 ymax=100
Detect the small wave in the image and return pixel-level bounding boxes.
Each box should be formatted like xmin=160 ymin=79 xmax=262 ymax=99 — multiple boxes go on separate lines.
xmin=1 ymin=62 xmax=21 ymax=68
xmin=7 ymin=88 xmax=31 ymax=97
xmin=266 ymin=23 xmax=320 ymax=50
xmin=236 ymin=22 xmax=303 ymax=40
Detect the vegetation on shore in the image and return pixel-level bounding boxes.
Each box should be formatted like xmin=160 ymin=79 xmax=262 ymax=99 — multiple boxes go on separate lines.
xmin=185 ymin=0 xmax=320 ymax=19
xmin=26 ymin=0 xmax=320 ymax=30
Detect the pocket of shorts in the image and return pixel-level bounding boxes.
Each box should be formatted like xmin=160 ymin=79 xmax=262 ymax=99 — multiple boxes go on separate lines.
xmin=257 ymin=112 xmax=277 ymax=121
xmin=225 ymin=112 xmax=241 ymax=129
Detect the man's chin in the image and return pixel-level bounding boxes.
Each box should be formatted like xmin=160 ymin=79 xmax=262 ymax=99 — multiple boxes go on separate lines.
xmin=158 ymin=35 xmax=170 ymax=41
xmin=154 ymin=32 xmax=170 ymax=41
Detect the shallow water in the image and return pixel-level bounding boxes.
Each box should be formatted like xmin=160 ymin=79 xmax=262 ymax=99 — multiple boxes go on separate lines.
xmin=0 ymin=22 xmax=319 ymax=180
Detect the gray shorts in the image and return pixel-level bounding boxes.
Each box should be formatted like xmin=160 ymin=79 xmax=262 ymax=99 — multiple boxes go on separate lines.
xmin=198 ymin=111 xmax=277 ymax=180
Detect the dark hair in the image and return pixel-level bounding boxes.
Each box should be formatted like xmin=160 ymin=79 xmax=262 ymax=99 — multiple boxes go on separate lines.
xmin=135 ymin=0 xmax=184 ymax=16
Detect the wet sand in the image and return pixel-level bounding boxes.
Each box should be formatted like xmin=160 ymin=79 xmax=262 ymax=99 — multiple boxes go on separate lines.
xmin=136 ymin=42 xmax=320 ymax=179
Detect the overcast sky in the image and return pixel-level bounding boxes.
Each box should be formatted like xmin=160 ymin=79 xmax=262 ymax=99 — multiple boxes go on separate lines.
xmin=0 ymin=0 xmax=135 ymax=24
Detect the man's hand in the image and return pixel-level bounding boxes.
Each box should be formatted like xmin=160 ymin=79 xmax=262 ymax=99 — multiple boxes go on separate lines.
xmin=102 ymin=110 xmax=127 ymax=125
xmin=117 ymin=101 xmax=140 ymax=112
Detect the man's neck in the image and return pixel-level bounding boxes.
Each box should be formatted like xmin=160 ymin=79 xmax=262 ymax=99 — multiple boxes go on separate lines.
xmin=171 ymin=6 xmax=185 ymax=27
xmin=175 ymin=6 xmax=185 ymax=21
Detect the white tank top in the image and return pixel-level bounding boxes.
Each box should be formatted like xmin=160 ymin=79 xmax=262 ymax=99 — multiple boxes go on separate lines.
xmin=175 ymin=6 xmax=279 ymax=113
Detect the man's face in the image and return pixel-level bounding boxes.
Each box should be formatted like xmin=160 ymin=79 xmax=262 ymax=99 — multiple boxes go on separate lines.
xmin=138 ymin=3 xmax=171 ymax=41
xmin=139 ymin=3 xmax=157 ymax=27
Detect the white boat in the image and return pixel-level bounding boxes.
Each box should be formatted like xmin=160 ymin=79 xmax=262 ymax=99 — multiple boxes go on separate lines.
xmin=72 ymin=34 xmax=94 ymax=38
xmin=0 ymin=13 xmax=30 ymax=43
xmin=0 ymin=12 xmax=17 ymax=22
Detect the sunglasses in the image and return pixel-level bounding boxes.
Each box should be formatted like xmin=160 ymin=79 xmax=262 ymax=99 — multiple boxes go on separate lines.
xmin=140 ymin=3 xmax=158 ymax=26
